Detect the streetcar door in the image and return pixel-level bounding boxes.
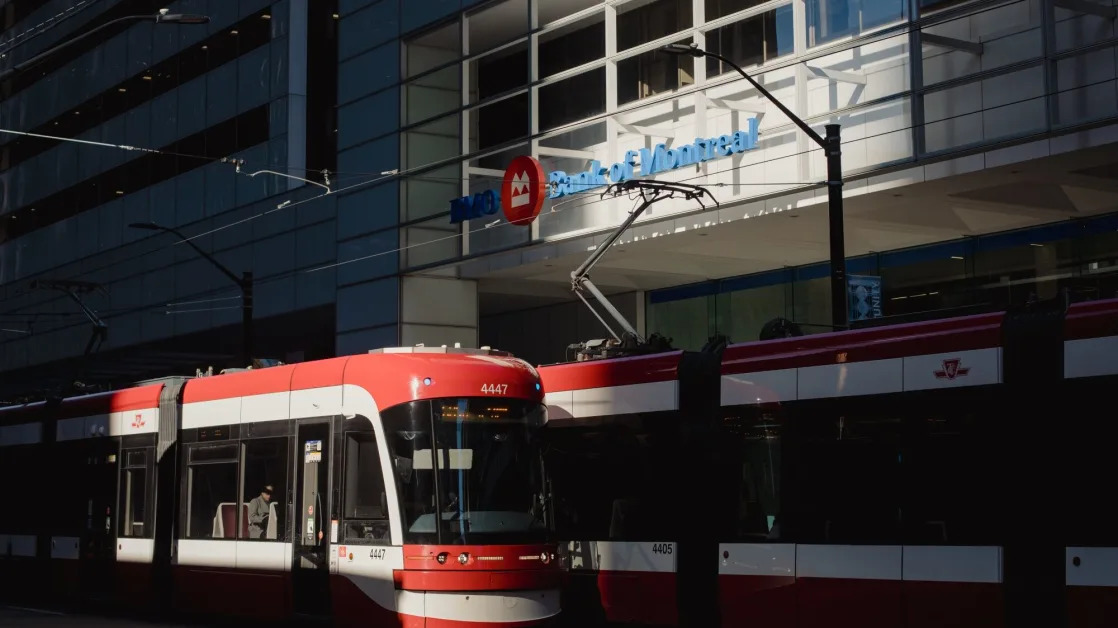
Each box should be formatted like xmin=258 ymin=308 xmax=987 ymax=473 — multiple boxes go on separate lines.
xmin=80 ymin=436 xmax=119 ymax=603
xmin=292 ymin=420 xmax=332 ymax=616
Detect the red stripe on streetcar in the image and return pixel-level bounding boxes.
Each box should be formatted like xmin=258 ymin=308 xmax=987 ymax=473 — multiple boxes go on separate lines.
xmin=346 ymin=354 xmax=544 ymax=409
xmin=59 ymin=383 xmax=164 ymax=415
xmin=795 ymin=577 xmax=903 ymax=628
xmin=537 ymin=351 xmax=683 ymax=392
xmin=290 ymin=355 xmax=348 ymax=390
xmin=903 ymin=581 xmax=1004 ymax=628
xmin=721 ymin=298 xmax=1118 ymax=375
xmin=1064 ymin=298 xmax=1118 ymax=341
xmin=420 ymin=617 xmax=559 ymax=628
xmin=717 ymin=574 xmax=796 ymax=628
xmin=598 ymin=570 xmax=677 ymax=626
xmin=330 ymin=574 xmax=415 ymax=628
xmin=12 ymin=384 xmax=165 ymax=422
xmin=1067 ymin=586 xmax=1118 ymax=628
xmin=182 ymin=364 xmax=296 ymax=403
xmin=1 ymin=384 xmax=163 ymax=423
xmin=180 ymin=353 xmax=544 ymax=408
xmin=722 ymin=313 xmax=1003 ymax=375
xmin=171 ymin=566 xmax=291 ymax=621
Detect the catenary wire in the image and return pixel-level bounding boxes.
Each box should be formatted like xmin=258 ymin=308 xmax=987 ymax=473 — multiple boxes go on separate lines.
xmin=0 ymin=67 xmax=1107 ymax=325
xmin=0 ymin=126 xmax=331 ymax=192
xmin=0 ymin=0 xmax=102 ymax=58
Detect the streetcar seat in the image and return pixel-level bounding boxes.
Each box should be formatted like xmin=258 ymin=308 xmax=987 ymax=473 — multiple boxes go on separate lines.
xmin=211 ymin=502 xmax=280 ymax=539
xmin=210 ymin=502 xmax=244 ymax=539
xmin=211 ymin=503 xmax=236 ymax=539
xmin=266 ymin=502 xmax=278 ymax=539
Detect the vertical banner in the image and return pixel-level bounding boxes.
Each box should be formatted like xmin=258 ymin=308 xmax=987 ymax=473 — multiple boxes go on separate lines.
xmin=848 ymin=275 xmax=883 ymax=321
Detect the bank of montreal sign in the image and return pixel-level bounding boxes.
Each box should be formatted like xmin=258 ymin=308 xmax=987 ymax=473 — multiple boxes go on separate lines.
xmin=449 ymin=118 xmax=760 ymax=224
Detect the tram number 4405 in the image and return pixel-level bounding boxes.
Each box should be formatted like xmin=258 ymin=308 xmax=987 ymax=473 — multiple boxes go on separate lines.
xmin=481 ymin=384 xmax=508 ymax=394
xmin=651 ymin=543 xmax=673 ymax=555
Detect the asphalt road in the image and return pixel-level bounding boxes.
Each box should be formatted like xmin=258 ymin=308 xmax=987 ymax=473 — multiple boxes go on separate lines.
xmin=0 ymin=606 xmax=199 ymax=627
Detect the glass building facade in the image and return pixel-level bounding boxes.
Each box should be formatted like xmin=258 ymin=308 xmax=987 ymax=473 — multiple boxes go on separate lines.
xmin=333 ymin=0 xmax=1118 ymax=365
xmin=0 ymin=0 xmax=340 ymax=396
xmin=2 ymin=0 xmax=1118 ymax=396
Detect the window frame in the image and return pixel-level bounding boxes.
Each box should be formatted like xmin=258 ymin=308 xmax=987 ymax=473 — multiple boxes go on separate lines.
xmin=239 ymin=435 xmax=291 ymax=542
xmin=181 ymin=441 xmax=241 ymax=541
xmin=118 ymin=446 xmax=155 ymax=539
xmin=722 ymin=384 xmax=1011 ymax=547
xmin=339 ymin=424 xmax=392 ymax=546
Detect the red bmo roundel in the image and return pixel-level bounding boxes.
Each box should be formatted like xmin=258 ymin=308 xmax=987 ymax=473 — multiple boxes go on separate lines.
xmin=501 ymin=156 xmax=547 ymax=225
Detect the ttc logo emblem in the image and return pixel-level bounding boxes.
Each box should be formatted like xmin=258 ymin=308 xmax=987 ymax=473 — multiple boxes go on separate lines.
xmin=934 ymin=358 xmax=970 ymax=380
xmin=131 ymin=413 xmax=145 ymax=429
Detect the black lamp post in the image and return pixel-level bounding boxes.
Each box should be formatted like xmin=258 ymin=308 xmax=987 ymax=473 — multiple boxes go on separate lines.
xmin=129 ymin=222 xmax=253 ymax=366
xmin=660 ymin=42 xmax=848 ymax=330
xmin=0 ymin=10 xmax=210 ymax=83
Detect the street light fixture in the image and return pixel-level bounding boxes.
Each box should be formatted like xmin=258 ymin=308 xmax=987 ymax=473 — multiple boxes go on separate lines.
xmin=128 ymin=222 xmax=253 ymax=367
xmin=0 ymin=10 xmax=210 ymax=83
xmin=660 ymin=42 xmax=848 ymax=330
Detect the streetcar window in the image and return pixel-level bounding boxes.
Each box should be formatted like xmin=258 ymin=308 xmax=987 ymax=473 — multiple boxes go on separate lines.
xmin=904 ymin=411 xmax=1002 ymax=545
xmin=1064 ymin=377 xmax=1118 ymax=547
xmin=119 ymin=448 xmax=150 ymax=538
xmin=190 ymin=444 xmax=238 ymax=463
xmin=772 ymin=388 xmax=1004 ymax=546
xmin=783 ymin=405 xmax=903 ymax=544
xmin=0 ymin=445 xmax=41 ymax=534
xmin=342 ymin=430 xmax=389 ymax=544
xmin=50 ymin=442 xmax=88 ymax=536
xmin=544 ymin=412 xmax=685 ymax=542
xmin=383 ymin=398 xmax=548 ymax=544
xmin=240 ymin=437 xmax=287 ymax=541
xmin=121 ymin=469 xmax=146 ymax=537
xmin=722 ymin=410 xmax=782 ymax=540
xmin=185 ymin=444 xmax=239 ymax=540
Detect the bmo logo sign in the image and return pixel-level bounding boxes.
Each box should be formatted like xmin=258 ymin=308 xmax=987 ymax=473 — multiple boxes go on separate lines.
xmin=501 ymin=156 xmax=546 ymax=224
xmin=449 ymin=156 xmax=546 ymax=225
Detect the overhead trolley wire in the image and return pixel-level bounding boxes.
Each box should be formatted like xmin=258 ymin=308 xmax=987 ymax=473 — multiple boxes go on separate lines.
xmin=0 ymin=125 xmax=336 ymax=193
xmin=0 ymin=0 xmax=103 ymax=59
xmin=1 ymin=66 xmax=1109 ymax=327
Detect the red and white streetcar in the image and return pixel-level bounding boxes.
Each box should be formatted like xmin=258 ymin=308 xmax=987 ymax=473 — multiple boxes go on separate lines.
xmin=539 ymin=296 xmax=1118 ymax=628
xmin=0 ymin=346 xmax=561 ymax=627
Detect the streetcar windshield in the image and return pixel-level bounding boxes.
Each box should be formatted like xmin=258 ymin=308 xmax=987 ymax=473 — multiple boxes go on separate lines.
xmin=382 ymin=398 xmax=548 ymax=545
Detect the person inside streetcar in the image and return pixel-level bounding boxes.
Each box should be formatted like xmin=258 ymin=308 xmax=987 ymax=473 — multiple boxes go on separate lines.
xmin=248 ymin=484 xmax=273 ymax=539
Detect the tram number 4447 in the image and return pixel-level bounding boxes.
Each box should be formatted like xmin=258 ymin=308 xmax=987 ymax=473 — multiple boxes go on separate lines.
xmin=651 ymin=543 xmax=673 ymax=555
xmin=481 ymin=384 xmax=508 ymax=394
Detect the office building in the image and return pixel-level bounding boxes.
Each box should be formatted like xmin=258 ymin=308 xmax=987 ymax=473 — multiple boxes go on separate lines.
xmin=2 ymin=0 xmax=1117 ymax=397
xmin=0 ymin=0 xmax=338 ymax=397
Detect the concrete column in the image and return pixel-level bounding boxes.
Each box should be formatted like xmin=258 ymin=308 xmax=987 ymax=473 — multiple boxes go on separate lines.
xmin=399 ymin=275 xmax=479 ymax=348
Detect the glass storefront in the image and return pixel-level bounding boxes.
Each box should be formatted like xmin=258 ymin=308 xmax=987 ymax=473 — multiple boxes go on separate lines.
xmin=647 ymin=212 xmax=1118 ymax=348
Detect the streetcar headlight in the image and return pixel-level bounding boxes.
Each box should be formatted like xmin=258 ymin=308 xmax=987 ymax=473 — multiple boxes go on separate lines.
xmin=436 ymin=552 xmax=448 ymax=564
xmin=540 ymin=551 xmax=549 ymax=564
xmin=458 ymin=552 xmax=470 ymax=565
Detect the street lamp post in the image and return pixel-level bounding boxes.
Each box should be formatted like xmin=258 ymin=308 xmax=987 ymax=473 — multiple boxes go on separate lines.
xmin=0 ymin=9 xmax=209 ymax=84
xmin=660 ymin=43 xmax=848 ymax=330
xmin=129 ymin=222 xmax=253 ymax=367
